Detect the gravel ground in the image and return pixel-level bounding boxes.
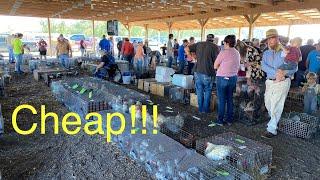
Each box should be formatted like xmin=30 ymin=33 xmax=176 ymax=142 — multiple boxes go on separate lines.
xmin=0 ymin=65 xmax=320 ymax=179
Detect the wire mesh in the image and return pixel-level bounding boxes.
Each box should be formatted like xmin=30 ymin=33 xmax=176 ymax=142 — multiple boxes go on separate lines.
xmin=169 ymin=86 xmax=195 ymax=104
xmin=279 ymin=112 xmax=319 ymax=139
xmin=160 ymin=125 xmax=197 ymax=148
xmin=196 ymin=132 xmax=272 ymax=178
xmin=285 ymin=88 xmax=304 ymax=112
xmin=185 ymin=160 xmax=253 ymax=180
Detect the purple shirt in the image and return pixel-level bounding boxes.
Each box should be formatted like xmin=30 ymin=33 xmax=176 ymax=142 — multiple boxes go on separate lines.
xmin=215 ymin=48 xmax=240 ymax=77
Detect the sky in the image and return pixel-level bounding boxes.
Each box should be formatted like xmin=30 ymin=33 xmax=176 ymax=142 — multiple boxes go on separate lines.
xmin=1 ymin=15 xmax=320 ymax=43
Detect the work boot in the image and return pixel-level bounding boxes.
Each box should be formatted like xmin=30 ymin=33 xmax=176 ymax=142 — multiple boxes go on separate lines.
xmin=261 ymin=131 xmax=276 ymax=139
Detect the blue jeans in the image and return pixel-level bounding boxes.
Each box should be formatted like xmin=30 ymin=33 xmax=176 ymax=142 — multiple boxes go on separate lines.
xmin=292 ymin=69 xmax=306 ymax=87
xmin=178 ymin=60 xmax=186 ymax=74
xmin=134 ymin=59 xmax=143 ymax=76
xmin=195 ymin=72 xmax=215 ymax=113
xmin=144 ymin=55 xmax=149 ymax=72
xmin=216 ymin=76 xmax=237 ymax=123
xmin=94 ymin=68 xmax=107 ymax=79
xmin=8 ymin=46 xmax=15 ymax=63
xmin=59 ymin=54 xmax=69 ymax=69
xmin=123 ymin=55 xmax=133 ymax=64
xmin=188 ymin=62 xmax=194 ymax=75
xmin=166 ymin=56 xmax=174 ymax=68
xmin=14 ymin=54 xmax=23 ymax=73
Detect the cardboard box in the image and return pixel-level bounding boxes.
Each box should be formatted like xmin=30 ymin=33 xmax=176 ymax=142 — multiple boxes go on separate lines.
xmin=143 ymin=78 xmax=156 ymax=93
xmin=190 ymin=92 xmax=216 ymax=111
xmin=138 ymin=79 xmax=145 ymax=90
xmin=157 ymin=83 xmax=174 ymax=97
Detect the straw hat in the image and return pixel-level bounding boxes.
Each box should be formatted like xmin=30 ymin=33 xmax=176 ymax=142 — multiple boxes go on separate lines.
xmin=261 ymin=29 xmax=279 ymax=43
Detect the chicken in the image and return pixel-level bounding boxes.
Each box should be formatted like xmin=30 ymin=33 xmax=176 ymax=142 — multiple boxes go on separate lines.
xmin=204 ymin=142 xmax=233 ymax=161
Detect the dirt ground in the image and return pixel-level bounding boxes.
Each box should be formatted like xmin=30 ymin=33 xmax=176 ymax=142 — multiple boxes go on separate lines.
xmin=0 ymin=67 xmax=320 ymax=179
xmin=0 ymin=72 xmax=152 ymax=180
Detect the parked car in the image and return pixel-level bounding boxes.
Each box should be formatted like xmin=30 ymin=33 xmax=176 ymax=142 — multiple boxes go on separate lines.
xmin=22 ymin=41 xmax=38 ymax=52
xmin=130 ymin=37 xmax=144 ymax=43
xmin=0 ymin=34 xmax=9 ymax=53
xmin=68 ymin=34 xmax=93 ymax=51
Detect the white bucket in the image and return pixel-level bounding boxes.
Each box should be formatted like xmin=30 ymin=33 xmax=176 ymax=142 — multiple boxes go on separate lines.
xmin=122 ymin=75 xmax=131 ymax=84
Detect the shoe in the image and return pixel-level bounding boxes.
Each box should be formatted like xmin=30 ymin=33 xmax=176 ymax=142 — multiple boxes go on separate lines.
xmin=261 ymin=132 xmax=276 ymax=139
xmin=216 ymin=121 xmax=224 ymax=126
xmin=226 ymin=122 xmax=233 ymax=126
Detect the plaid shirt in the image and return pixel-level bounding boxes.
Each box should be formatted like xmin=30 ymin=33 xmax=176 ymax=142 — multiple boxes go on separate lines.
xmin=56 ymin=40 xmax=71 ymax=56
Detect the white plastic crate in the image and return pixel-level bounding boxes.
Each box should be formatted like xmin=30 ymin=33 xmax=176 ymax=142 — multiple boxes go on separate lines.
xmin=172 ymin=74 xmax=194 ymax=89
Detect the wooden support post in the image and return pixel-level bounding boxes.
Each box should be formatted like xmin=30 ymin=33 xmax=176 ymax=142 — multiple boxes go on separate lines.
xmin=244 ymin=14 xmax=260 ymax=40
xmin=92 ymin=20 xmax=95 ymax=53
xmin=124 ymin=23 xmax=131 ymax=38
xmin=144 ymin=24 xmax=149 ymax=41
xmin=158 ymin=30 xmax=161 ymax=43
xmin=248 ymin=23 xmax=253 ymax=40
xmin=238 ymin=27 xmax=241 ymax=40
xmin=166 ymin=22 xmax=173 ymax=34
xmin=47 ymin=17 xmax=52 ymax=57
xmin=287 ymin=24 xmax=291 ymax=38
xmin=198 ymin=18 xmax=209 ymax=41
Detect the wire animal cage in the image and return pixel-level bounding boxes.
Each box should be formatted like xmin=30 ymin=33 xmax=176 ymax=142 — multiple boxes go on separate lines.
xmin=196 ymin=132 xmax=273 ymax=179
xmin=279 ymin=112 xmax=319 ymax=139
xmin=285 ymin=88 xmax=304 ymax=112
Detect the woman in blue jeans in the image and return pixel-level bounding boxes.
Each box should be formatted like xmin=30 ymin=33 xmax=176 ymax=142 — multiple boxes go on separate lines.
xmin=214 ymin=35 xmax=240 ymax=126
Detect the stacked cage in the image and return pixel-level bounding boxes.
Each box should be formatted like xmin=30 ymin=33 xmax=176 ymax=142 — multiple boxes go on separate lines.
xmin=196 ymin=132 xmax=273 ymax=179
xmin=160 ymin=124 xmax=196 ymax=148
xmin=279 ymin=112 xmax=319 ymax=139
xmin=169 ymin=86 xmax=195 ymax=104
xmin=51 ymin=77 xmax=149 ymax=121
xmin=285 ymin=88 xmax=304 ymax=112
xmin=234 ymin=81 xmax=266 ymax=126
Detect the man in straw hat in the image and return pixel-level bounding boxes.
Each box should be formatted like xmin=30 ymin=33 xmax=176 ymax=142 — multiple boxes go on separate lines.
xmin=261 ymin=29 xmax=297 ymax=138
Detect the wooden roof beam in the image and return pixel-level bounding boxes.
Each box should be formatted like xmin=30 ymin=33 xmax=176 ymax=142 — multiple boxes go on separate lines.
xmin=9 ymin=0 xmax=23 ymax=15
xmin=51 ymin=0 xmax=92 ymax=18
xmin=130 ymin=0 xmax=319 ymax=24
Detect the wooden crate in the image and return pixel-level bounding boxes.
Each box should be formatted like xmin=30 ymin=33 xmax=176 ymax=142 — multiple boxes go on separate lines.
xmin=157 ymin=82 xmax=174 ymax=97
xmin=33 ymin=68 xmax=68 ymax=81
xmin=190 ymin=92 xmax=216 ymax=111
xmin=150 ymin=82 xmax=158 ymax=95
xmin=137 ymin=79 xmax=145 ymax=90
xmin=143 ymin=78 xmax=156 ymax=93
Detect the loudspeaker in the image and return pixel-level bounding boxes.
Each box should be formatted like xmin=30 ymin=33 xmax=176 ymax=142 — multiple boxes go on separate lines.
xmin=107 ymin=20 xmax=118 ymax=36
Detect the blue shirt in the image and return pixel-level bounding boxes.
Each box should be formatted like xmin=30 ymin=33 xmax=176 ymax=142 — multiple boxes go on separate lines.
xmin=99 ymin=38 xmax=111 ymax=52
xmin=178 ymin=45 xmax=185 ymax=61
xmin=262 ymin=48 xmax=297 ymax=79
xmin=307 ymin=50 xmax=320 ymax=73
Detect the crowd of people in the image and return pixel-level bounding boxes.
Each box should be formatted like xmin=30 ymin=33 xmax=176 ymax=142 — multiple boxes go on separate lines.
xmin=4 ymin=29 xmax=320 ymax=139
xmin=158 ymin=30 xmax=319 ymax=139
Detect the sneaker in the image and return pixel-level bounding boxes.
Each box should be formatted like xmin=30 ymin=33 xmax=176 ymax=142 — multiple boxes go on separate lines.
xmin=261 ymin=132 xmax=276 ymax=139
xmin=216 ymin=121 xmax=224 ymax=126
xmin=226 ymin=122 xmax=233 ymax=126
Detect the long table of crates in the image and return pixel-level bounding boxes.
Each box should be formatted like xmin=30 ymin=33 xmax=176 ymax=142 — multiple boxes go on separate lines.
xmin=51 ymin=77 xmax=150 ymax=121
xmin=50 ymin=77 xmax=256 ymax=179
